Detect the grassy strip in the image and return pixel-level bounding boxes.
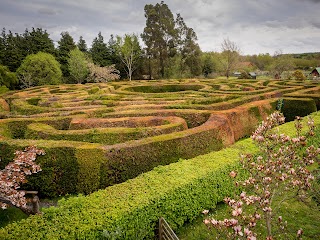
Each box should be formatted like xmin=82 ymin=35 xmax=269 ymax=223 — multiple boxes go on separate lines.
xmin=0 ymin=112 xmax=319 ymax=239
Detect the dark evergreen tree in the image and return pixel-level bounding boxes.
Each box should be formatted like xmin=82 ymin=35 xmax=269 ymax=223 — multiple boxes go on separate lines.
xmin=90 ymin=32 xmax=110 ymax=66
xmin=57 ymin=31 xmax=76 ymax=76
xmin=2 ymin=31 xmax=25 ymax=72
xmin=77 ymin=36 xmax=87 ymax=52
xmin=22 ymin=28 xmax=55 ymax=56
xmin=175 ymin=13 xmax=202 ymax=77
xmin=107 ymin=34 xmax=125 ymax=77
xmin=0 ymin=28 xmax=5 ymax=65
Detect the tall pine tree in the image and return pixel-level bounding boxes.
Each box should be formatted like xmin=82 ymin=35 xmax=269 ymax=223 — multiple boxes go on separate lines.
xmin=90 ymin=32 xmax=110 ymax=67
xmin=22 ymin=28 xmax=55 ymax=56
xmin=77 ymin=36 xmax=87 ymax=52
xmin=57 ymin=31 xmax=76 ymax=76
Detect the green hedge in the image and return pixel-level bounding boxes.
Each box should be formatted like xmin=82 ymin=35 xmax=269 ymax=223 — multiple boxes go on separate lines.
xmin=0 ymin=137 xmax=252 ymax=239
xmin=1 ymin=112 xmax=319 ymax=239
xmin=0 ymin=101 xmax=277 ymax=197
xmin=0 ymin=140 xmax=105 ymax=197
xmin=24 ymin=121 xmax=187 ymax=144
xmin=282 ymin=97 xmax=317 ymax=121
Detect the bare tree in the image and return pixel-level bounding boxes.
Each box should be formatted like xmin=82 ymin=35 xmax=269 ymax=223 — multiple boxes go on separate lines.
xmin=220 ymin=38 xmax=240 ymax=79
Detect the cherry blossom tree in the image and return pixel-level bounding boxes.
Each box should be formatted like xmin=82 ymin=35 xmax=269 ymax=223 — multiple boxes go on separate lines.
xmin=87 ymin=63 xmax=120 ymax=82
xmin=0 ymin=146 xmax=45 ymax=215
xmin=203 ymin=112 xmax=320 ymax=239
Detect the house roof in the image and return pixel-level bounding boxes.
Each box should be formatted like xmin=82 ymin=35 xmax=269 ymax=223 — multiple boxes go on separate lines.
xmin=311 ymin=67 xmax=320 ymax=74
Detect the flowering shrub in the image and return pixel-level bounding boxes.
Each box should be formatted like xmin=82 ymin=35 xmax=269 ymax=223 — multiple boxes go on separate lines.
xmin=87 ymin=63 xmax=120 ymax=82
xmin=203 ymin=112 xmax=320 ymax=239
xmin=0 ymin=146 xmax=45 ymax=215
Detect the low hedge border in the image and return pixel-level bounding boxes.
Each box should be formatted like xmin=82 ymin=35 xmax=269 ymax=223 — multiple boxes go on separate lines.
xmin=1 ymin=112 xmax=319 ymax=239
xmin=24 ymin=119 xmax=187 ymax=144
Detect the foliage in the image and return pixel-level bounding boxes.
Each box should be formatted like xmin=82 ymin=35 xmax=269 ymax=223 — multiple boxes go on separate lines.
xmin=0 ymin=28 xmax=55 ymax=73
xmin=67 ymin=48 xmax=89 ymax=84
xmin=141 ymin=1 xmax=177 ymax=78
xmin=175 ymin=13 xmax=202 ymax=77
xmin=77 ymin=36 xmax=88 ymax=52
xmin=0 ymin=65 xmax=17 ymax=90
xmin=292 ymin=70 xmax=306 ymax=80
xmin=249 ymin=54 xmax=273 ymax=71
xmin=282 ymin=98 xmax=317 ymax=122
xmin=0 ymin=146 xmax=45 ymax=215
xmin=16 ymin=52 xmax=62 ymax=87
xmin=203 ymin=112 xmax=320 ymax=239
xmin=57 ymin=31 xmax=76 ymax=76
xmin=269 ymin=52 xmax=295 ymax=79
xmin=87 ymin=63 xmax=120 ymax=82
xmin=219 ymin=38 xmax=241 ymax=79
xmin=2 ymin=114 xmax=319 ymax=239
xmin=90 ymin=32 xmax=112 ymax=67
xmin=115 ymin=34 xmax=142 ymax=81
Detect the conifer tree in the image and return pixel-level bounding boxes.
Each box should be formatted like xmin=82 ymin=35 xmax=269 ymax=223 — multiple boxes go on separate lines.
xmin=57 ymin=31 xmax=76 ymax=76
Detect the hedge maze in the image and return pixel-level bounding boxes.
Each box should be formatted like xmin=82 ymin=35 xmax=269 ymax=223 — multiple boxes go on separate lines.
xmin=1 ymin=79 xmax=320 ymax=239
xmin=0 ymin=79 xmax=319 ymax=198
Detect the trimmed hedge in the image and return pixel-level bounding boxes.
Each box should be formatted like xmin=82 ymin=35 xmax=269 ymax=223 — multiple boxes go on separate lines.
xmin=24 ymin=119 xmax=187 ymax=144
xmin=282 ymin=97 xmax=317 ymax=121
xmin=0 ymin=140 xmax=104 ymax=197
xmin=1 ymin=112 xmax=319 ymax=239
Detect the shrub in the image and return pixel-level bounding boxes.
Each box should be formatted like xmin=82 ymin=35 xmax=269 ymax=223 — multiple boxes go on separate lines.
xmin=1 ymin=112 xmax=319 ymax=239
xmin=282 ymin=98 xmax=317 ymax=121
xmin=16 ymin=52 xmax=62 ymax=87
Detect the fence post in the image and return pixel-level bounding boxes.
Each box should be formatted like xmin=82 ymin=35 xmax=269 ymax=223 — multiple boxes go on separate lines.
xmin=159 ymin=217 xmax=179 ymax=240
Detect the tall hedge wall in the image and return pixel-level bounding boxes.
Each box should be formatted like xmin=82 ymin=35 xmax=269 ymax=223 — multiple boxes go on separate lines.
xmin=0 ymin=100 xmax=277 ymax=197
xmin=1 ymin=112 xmax=319 ymax=239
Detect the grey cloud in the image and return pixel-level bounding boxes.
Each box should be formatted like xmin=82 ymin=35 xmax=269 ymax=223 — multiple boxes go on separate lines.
xmin=38 ymin=8 xmax=58 ymax=15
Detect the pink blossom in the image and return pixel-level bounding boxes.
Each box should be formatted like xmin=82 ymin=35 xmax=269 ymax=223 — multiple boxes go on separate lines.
xmin=229 ymin=171 xmax=237 ymax=178
xmin=202 ymin=209 xmax=209 ymax=215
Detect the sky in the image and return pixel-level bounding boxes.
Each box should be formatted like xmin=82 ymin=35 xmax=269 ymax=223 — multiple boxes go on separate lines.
xmin=0 ymin=0 xmax=320 ymax=55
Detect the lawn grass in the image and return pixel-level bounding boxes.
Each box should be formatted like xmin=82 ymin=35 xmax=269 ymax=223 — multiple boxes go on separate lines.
xmin=177 ymin=197 xmax=320 ymax=240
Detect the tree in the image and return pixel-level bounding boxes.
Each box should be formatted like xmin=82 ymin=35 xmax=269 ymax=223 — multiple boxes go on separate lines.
xmin=90 ymin=32 xmax=111 ymax=67
xmin=0 ymin=65 xmax=18 ymax=90
xmin=16 ymin=52 xmax=62 ymax=87
xmin=269 ymin=52 xmax=295 ymax=79
xmin=77 ymin=36 xmax=88 ymax=52
xmin=292 ymin=70 xmax=306 ymax=80
xmin=1 ymin=30 xmax=25 ymax=72
xmin=175 ymin=13 xmax=202 ymax=77
xmin=87 ymin=63 xmax=120 ymax=82
xmin=0 ymin=146 xmax=45 ymax=215
xmin=67 ymin=48 xmax=89 ymax=84
xmin=250 ymin=53 xmax=273 ymax=71
xmin=141 ymin=1 xmax=177 ymax=78
xmin=57 ymin=32 xmax=76 ymax=76
xmin=22 ymin=28 xmax=55 ymax=56
xmin=116 ymin=34 xmax=142 ymax=81
xmin=203 ymin=112 xmax=320 ymax=239
xmin=219 ymin=38 xmax=240 ymax=79
xmin=0 ymin=28 xmax=5 ymax=65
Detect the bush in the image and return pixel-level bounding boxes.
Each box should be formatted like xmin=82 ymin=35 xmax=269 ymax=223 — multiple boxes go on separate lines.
xmin=1 ymin=112 xmax=319 ymax=239
xmin=282 ymin=98 xmax=317 ymax=121
xmin=16 ymin=52 xmax=62 ymax=87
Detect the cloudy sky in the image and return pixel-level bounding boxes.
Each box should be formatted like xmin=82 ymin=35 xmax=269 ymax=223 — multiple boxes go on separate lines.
xmin=1 ymin=0 xmax=320 ymax=55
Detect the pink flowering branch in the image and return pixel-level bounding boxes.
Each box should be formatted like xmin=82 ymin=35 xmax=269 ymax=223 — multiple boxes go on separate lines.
xmin=0 ymin=146 xmax=45 ymax=215
xmin=203 ymin=112 xmax=320 ymax=239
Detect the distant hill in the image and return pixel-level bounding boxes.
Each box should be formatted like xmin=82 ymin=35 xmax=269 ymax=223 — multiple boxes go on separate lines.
xmin=287 ymin=52 xmax=320 ymax=60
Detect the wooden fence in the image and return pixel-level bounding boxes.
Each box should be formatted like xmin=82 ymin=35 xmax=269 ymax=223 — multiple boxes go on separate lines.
xmin=159 ymin=217 xmax=179 ymax=240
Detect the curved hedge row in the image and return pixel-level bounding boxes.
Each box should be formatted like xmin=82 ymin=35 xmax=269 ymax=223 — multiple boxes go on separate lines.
xmin=1 ymin=112 xmax=319 ymax=239
xmin=0 ymin=79 xmax=319 ymax=198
